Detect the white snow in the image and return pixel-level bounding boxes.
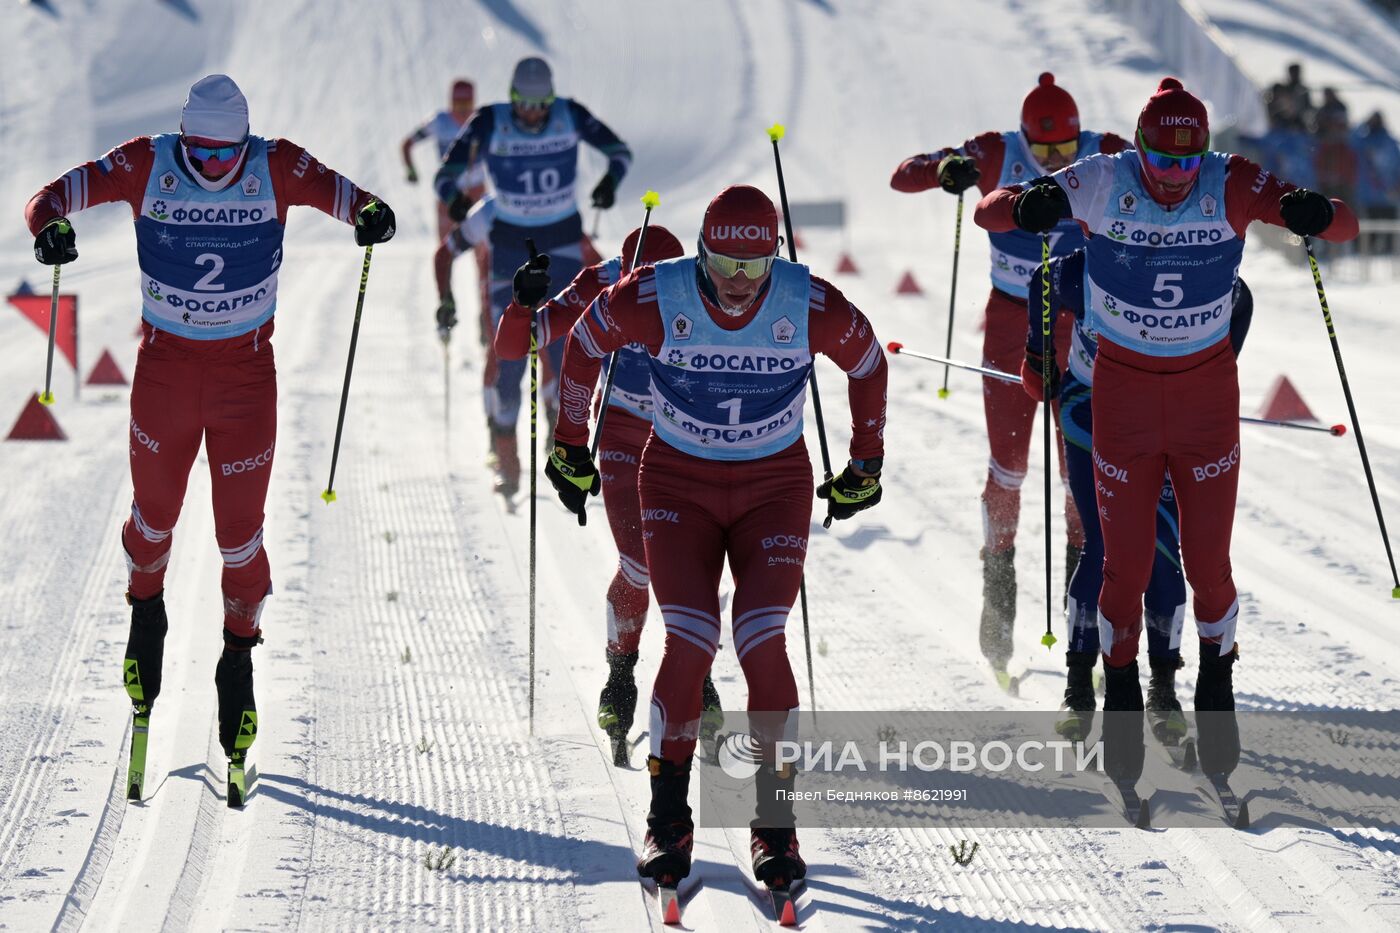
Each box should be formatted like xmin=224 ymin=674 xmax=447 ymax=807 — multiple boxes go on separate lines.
xmin=1 ymin=0 xmax=1398 ymax=929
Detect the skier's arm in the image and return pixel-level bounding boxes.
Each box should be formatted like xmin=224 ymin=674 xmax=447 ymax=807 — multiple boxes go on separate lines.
xmin=975 ymin=154 xmax=1112 ymax=234
xmin=570 ymin=100 xmax=632 ymax=187
xmin=435 ymin=197 xmax=495 ymax=300
xmin=267 ymin=139 xmax=382 ymax=225
xmin=1225 ymin=154 xmax=1359 ymax=242
xmin=434 ymin=109 xmax=490 ymax=204
xmin=807 ymin=277 xmax=887 ymax=462
xmin=401 ymin=120 xmax=432 ymax=178
xmin=1097 ymin=131 xmax=1132 ymax=155
xmin=554 ymin=270 xmax=664 ymax=447
xmin=24 ymin=137 xmax=155 ymax=233
xmin=495 ymin=263 xmax=608 ymax=361
xmin=891 ymin=133 xmax=1004 ymax=196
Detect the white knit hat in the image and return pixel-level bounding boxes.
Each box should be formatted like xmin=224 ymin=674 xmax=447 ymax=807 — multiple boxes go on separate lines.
xmin=181 ymin=74 xmax=249 ymax=141
xmin=510 ymin=57 xmax=553 ymax=99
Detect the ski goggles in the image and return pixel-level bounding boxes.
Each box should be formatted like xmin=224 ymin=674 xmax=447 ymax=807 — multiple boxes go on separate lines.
xmin=1028 ymin=138 xmax=1079 ymax=161
xmin=703 ymin=244 xmax=778 ymax=279
xmin=183 ymin=139 xmax=246 ymax=163
xmin=1137 ymin=132 xmax=1207 ymax=172
xmin=510 ymin=90 xmax=556 ymax=112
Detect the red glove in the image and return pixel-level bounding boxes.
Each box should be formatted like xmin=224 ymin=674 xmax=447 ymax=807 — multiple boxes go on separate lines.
xmin=1020 ymin=350 xmax=1060 ymax=403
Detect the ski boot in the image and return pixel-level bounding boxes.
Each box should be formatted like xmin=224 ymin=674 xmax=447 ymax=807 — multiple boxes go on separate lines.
xmin=597 ymin=651 xmax=639 ymax=766
xmin=215 ymin=633 xmax=259 ymax=808
xmin=751 ymin=761 xmax=806 ymax=886
xmin=1063 ymin=542 xmax=1083 ymax=609
xmin=637 ymin=756 xmax=695 ymax=885
xmin=1195 ymin=640 xmax=1240 ymax=777
xmin=1101 ymin=659 xmax=1145 ymax=783
xmin=123 ymin=591 xmax=169 ymax=801
xmin=698 ymin=673 xmax=723 ymax=758
xmin=1055 ymin=650 xmax=1097 ymax=742
xmin=978 ymin=547 xmax=1017 ymax=690
xmin=490 ymin=425 xmax=521 ymax=499
xmin=1146 ymin=654 xmax=1189 ymax=746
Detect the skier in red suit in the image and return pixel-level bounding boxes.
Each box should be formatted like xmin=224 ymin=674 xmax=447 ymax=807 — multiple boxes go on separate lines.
xmin=891 ymin=73 xmax=1128 ymax=684
xmin=540 ymin=186 xmax=886 ymax=889
xmin=978 ymin=77 xmax=1357 ymax=778
xmin=494 ymin=224 xmax=729 ymax=759
xmin=24 ymin=74 xmax=394 ymax=785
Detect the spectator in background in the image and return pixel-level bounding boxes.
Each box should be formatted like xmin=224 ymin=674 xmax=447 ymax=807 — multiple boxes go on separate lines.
xmin=1314 ymin=87 xmax=1349 ymax=135
xmin=1266 ymin=62 xmax=1314 ymax=131
xmin=1250 ymin=95 xmax=1317 ymax=190
xmin=1352 ymin=111 xmax=1400 ymax=252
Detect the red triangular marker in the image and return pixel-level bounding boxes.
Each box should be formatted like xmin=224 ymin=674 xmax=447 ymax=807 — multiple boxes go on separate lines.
xmin=86 ymin=349 xmax=128 ymax=386
xmin=895 ymin=271 xmax=923 ymax=295
xmin=6 ymin=393 xmax=67 ymax=441
xmin=1260 ymin=375 xmax=1317 ymax=422
xmin=7 ymin=293 xmax=77 ymax=368
xmin=835 ymin=253 xmax=859 ymax=275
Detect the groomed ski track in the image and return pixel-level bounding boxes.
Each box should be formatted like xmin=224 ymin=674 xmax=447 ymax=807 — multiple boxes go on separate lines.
xmin=1 ymin=0 xmax=1399 ymax=929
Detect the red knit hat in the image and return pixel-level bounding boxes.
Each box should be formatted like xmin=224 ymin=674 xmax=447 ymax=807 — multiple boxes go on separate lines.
xmin=1021 ymin=72 xmax=1080 ymax=143
xmin=622 ymin=224 xmax=684 ymax=274
xmin=451 ymin=79 xmax=475 ymax=103
xmin=701 ymin=185 xmax=779 ymax=259
xmin=1137 ymin=77 xmax=1209 ymax=153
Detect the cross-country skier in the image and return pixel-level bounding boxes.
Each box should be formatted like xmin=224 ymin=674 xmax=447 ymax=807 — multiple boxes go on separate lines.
xmin=891 ymin=73 xmax=1128 ymax=688
xmin=434 ymin=56 xmax=631 ymax=497
xmin=25 ymin=74 xmax=396 ymax=800
xmin=979 ymin=76 xmax=1357 ymax=778
xmin=492 ymin=223 xmax=726 ymax=762
xmin=1026 ymin=249 xmax=1254 ymax=745
xmin=543 ymin=185 xmax=887 ymax=888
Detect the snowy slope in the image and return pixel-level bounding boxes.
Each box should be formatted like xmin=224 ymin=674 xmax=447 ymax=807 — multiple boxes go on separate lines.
xmin=1 ymin=0 xmax=1398 ymax=930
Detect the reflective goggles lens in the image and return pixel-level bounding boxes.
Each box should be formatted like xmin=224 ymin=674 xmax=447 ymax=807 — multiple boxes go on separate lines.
xmin=186 ymin=142 xmax=244 ymax=162
xmin=1138 ymin=134 xmax=1206 ymax=173
xmin=1028 ymin=138 xmax=1078 ymax=161
xmin=510 ymin=91 xmax=555 ymax=111
xmin=704 ymin=248 xmax=776 ymax=279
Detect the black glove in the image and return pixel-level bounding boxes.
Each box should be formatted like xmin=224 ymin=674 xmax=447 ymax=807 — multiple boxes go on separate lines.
xmin=1012 ymin=183 xmax=1070 ymax=233
xmin=448 ymin=191 xmax=474 ymax=223
xmin=354 ymin=200 xmax=396 ymax=246
xmin=938 ymin=155 xmax=981 ymax=195
xmin=590 ymin=173 xmax=617 ymax=210
xmin=1279 ymin=188 xmax=1335 ymax=237
xmin=1022 ymin=348 xmax=1061 ymax=402
xmin=436 ymin=295 xmax=457 ymax=340
xmin=512 ymin=252 xmax=552 ymax=307
xmin=34 ymin=218 xmax=77 ymax=265
xmin=816 ymin=461 xmax=883 ymax=522
xmin=545 ymin=441 xmax=600 ymax=524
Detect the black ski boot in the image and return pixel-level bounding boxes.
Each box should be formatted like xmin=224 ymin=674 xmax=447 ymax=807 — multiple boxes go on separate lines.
xmin=752 ymin=762 xmax=806 ymax=886
xmin=699 ymin=673 xmax=723 ymax=756
xmin=1146 ymin=654 xmax=1188 ymax=746
xmin=215 ymin=633 xmax=259 ymax=807
xmin=1063 ymin=542 xmax=1083 ymax=609
xmin=978 ymin=547 xmax=1016 ymax=688
xmin=637 ymin=756 xmax=695 ymax=885
xmin=123 ymin=591 xmax=169 ymax=713
xmin=1195 ymin=640 xmax=1240 ymax=776
xmin=1102 ymin=660 xmax=1145 ymax=783
xmin=598 ymin=651 xmax=639 ymax=766
xmin=1055 ymin=650 xmax=1097 ymax=742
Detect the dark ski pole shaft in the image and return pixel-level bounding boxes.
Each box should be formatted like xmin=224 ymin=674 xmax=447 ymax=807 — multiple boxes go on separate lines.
xmin=1303 ymin=237 xmax=1400 ymax=597
xmin=527 ymin=240 xmax=541 ymax=733
xmin=321 ymin=244 xmax=374 ymax=503
xmin=442 ymin=332 xmax=450 ymax=438
xmin=590 ymin=191 xmax=661 ymax=463
xmin=1039 ymin=236 xmax=1057 ymax=649
xmin=769 ymin=123 xmax=825 ymax=719
xmin=938 ymin=192 xmax=964 ymax=399
xmin=39 ymin=263 xmax=62 ymax=406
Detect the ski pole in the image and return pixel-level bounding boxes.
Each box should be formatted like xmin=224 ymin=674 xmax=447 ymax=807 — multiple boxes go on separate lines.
xmin=938 ymin=192 xmax=964 ymax=399
xmin=39 ymin=261 xmax=63 ymax=406
xmin=321 ymin=244 xmax=374 ymax=503
xmin=442 ymin=332 xmax=451 ymax=438
xmin=589 ymin=190 xmax=660 ymax=467
xmin=1038 ymin=236 xmax=1057 ymax=650
xmin=527 ymin=241 xmax=540 ymax=734
xmin=769 ymin=123 xmax=824 ymax=719
xmin=1302 ymin=236 xmax=1400 ymax=598
xmin=892 ymin=343 xmax=1350 ymax=437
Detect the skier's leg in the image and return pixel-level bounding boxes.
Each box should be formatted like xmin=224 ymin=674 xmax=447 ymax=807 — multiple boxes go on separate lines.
xmin=1051 ymin=310 xmax=1086 ymax=556
xmin=1057 ymin=375 xmax=1100 ymax=738
xmin=596 ymin=412 xmax=650 ymax=745
xmin=1144 ymin=475 xmax=1189 ymax=744
xmin=980 ymin=288 xmax=1035 ymax=556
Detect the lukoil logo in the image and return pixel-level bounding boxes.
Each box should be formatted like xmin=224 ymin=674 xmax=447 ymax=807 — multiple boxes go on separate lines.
xmin=1093 ymin=448 xmax=1129 ymax=482
xmin=1159 ymin=116 xmax=1200 ymax=127
xmin=641 ymin=508 xmax=680 ymax=523
xmin=708 ymin=224 xmax=768 ymax=241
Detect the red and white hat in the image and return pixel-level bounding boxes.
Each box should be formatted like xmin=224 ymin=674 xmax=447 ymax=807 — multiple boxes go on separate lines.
xmin=1021 ymin=72 xmax=1079 ymax=143
xmin=700 ymin=185 xmax=779 ymax=259
xmin=451 ymin=78 xmax=475 ymax=103
xmin=622 ymin=224 xmax=684 ymax=274
xmin=1137 ymin=77 xmax=1209 ymax=153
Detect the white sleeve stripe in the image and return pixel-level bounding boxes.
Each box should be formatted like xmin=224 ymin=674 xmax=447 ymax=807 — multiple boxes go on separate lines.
xmin=850 ymin=341 xmax=882 ymax=379
xmin=576 ymin=325 xmax=605 ymax=359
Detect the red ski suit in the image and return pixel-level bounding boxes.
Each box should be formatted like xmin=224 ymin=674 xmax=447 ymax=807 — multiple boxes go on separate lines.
xmin=555 ymin=266 xmax=887 ymax=763
xmin=496 ymin=262 xmax=653 ymax=653
xmin=25 ymin=137 xmax=380 ymax=640
xmin=976 ymin=154 xmax=1357 ymax=665
xmin=891 ymin=131 xmax=1129 ymax=554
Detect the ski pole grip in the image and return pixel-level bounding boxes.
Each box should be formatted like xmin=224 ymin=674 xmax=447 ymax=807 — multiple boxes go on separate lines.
xmin=525 ymin=237 xmax=539 ymax=261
